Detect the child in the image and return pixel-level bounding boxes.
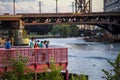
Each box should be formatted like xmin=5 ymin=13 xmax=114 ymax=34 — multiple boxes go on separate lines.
xmin=34 ymin=41 xmax=38 ymax=48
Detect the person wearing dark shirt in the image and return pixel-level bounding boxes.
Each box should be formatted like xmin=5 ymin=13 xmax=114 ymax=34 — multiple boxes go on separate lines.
xmin=46 ymin=41 xmax=49 ymax=48
xmin=43 ymin=40 xmax=49 ymax=48
xmin=5 ymin=38 xmax=12 ymax=61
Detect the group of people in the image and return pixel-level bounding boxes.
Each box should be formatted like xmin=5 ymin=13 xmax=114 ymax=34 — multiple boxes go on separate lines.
xmin=1 ymin=37 xmax=49 ymax=49
xmin=29 ymin=38 xmax=49 ymax=62
xmin=29 ymin=38 xmax=49 ymax=48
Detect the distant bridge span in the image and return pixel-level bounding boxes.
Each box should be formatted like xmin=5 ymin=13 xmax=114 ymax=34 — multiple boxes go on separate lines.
xmin=19 ymin=12 xmax=120 ymax=34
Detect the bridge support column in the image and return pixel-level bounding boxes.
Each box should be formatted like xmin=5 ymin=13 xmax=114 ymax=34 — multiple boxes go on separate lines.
xmin=14 ymin=20 xmax=28 ymax=46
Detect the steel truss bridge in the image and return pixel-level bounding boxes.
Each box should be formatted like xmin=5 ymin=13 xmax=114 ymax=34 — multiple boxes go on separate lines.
xmin=19 ymin=12 xmax=120 ymax=34
xmin=0 ymin=12 xmax=120 ymax=34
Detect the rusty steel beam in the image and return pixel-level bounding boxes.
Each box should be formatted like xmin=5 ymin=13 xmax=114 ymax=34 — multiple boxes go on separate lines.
xmin=0 ymin=15 xmax=22 ymax=21
xmin=75 ymin=0 xmax=92 ymax=13
xmin=23 ymin=22 xmax=118 ymax=26
xmin=19 ymin=12 xmax=120 ymax=26
xmin=18 ymin=12 xmax=120 ymax=17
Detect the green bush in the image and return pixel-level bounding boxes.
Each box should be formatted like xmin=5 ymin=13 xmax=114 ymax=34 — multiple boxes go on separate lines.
xmin=2 ymin=55 xmax=33 ymax=80
xmin=70 ymin=74 xmax=88 ymax=80
xmin=102 ymin=53 xmax=120 ymax=80
xmin=38 ymin=60 xmax=63 ymax=80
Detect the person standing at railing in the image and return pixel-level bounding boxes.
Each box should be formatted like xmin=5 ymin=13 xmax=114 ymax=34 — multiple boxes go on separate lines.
xmin=32 ymin=40 xmax=39 ymax=63
xmin=5 ymin=38 xmax=11 ymax=49
xmin=29 ymin=37 xmax=35 ymax=58
xmin=34 ymin=40 xmax=39 ymax=48
xmin=29 ymin=37 xmax=34 ymax=48
xmin=46 ymin=41 xmax=49 ymax=48
xmin=0 ymin=38 xmax=6 ymax=47
xmin=38 ymin=41 xmax=44 ymax=48
xmin=43 ymin=40 xmax=49 ymax=48
xmin=43 ymin=40 xmax=50 ymax=63
xmin=37 ymin=40 xmax=44 ymax=63
xmin=4 ymin=38 xmax=12 ymax=62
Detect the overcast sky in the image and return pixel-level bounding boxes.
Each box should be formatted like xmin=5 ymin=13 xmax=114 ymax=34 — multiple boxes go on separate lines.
xmin=0 ymin=0 xmax=103 ymax=14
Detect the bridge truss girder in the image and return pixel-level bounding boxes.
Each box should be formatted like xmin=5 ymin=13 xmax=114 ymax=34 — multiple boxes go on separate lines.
xmin=75 ymin=0 xmax=92 ymax=13
xmin=21 ymin=13 xmax=120 ymax=34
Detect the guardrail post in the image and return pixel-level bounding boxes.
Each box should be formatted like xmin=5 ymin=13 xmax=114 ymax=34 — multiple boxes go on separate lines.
xmin=34 ymin=72 xmax=37 ymax=80
xmin=66 ymin=70 xmax=69 ymax=80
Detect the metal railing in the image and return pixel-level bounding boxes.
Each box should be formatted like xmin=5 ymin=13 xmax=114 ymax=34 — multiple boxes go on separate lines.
xmin=0 ymin=48 xmax=68 ymax=67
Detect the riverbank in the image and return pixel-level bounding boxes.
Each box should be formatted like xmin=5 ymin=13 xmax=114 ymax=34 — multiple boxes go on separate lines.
xmin=83 ymin=36 xmax=120 ymax=43
xmin=28 ymin=34 xmax=64 ymax=39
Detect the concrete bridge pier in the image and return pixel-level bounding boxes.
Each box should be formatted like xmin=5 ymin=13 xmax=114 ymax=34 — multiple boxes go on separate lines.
xmin=14 ymin=20 xmax=28 ymax=46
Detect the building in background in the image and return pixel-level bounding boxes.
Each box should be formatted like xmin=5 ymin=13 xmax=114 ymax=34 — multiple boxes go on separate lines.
xmin=104 ymin=0 xmax=120 ymax=12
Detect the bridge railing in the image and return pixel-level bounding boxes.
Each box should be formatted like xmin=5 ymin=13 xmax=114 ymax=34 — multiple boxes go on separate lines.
xmin=0 ymin=48 xmax=68 ymax=67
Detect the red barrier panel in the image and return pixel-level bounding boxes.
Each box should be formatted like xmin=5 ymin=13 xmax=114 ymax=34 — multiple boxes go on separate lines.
xmin=0 ymin=48 xmax=68 ymax=72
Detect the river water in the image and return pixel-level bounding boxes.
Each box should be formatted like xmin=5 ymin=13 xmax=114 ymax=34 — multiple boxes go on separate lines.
xmin=38 ymin=37 xmax=120 ymax=80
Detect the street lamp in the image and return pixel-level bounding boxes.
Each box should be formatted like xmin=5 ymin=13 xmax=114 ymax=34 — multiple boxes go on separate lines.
xmin=13 ymin=0 xmax=15 ymax=15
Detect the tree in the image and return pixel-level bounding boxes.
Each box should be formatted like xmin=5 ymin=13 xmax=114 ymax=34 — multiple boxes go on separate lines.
xmin=102 ymin=53 xmax=120 ymax=80
xmin=51 ymin=25 xmax=79 ymax=37
xmin=70 ymin=25 xmax=79 ymax=37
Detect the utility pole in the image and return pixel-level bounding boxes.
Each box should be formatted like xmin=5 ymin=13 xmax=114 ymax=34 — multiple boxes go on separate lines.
xmin=72 ymin=2 xmax=74 ymax=13
xmin=13 ymin=0 xmax=15 ymax=15
xmin=90 ymin=0 xmax=92 ymax=12
xmin=55 ymin=0 xmax=58 ymax=13
xmin=39 ymin=1 xmax=41 ymax=13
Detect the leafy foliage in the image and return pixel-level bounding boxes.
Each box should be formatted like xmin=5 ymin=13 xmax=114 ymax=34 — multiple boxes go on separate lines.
xmin=70 ymin=74 xmax=79 ymax=80
xmin=2 ymin=55 xmax=33 ymax=80
xmin=38 ymin=60 xmax=63 ymax=80
xmin=70 ymin=25 xmax=79 ymax=37
xmin=70 ymin=74 xmax=88 ymax=80
xmin=79 ymin=75 xmax=88 ymax=80
xmin=102 ymin=53 xmax=120 ymax=80
xmin=51 ymin=25 xmax=79 ymax=37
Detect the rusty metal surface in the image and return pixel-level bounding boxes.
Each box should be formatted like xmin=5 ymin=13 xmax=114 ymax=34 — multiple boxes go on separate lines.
xmin=18 ymin=12 xmax=120 ymax=26
xmin=0 ymin=15 xmax=22 ymax=21
xmin=18 ymin=12 xmax=120 ymax=17
xmin=0 ymin=12 xmax=120 ymax=34
xmin=75 ymin=0 xmax=92 ymax=13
